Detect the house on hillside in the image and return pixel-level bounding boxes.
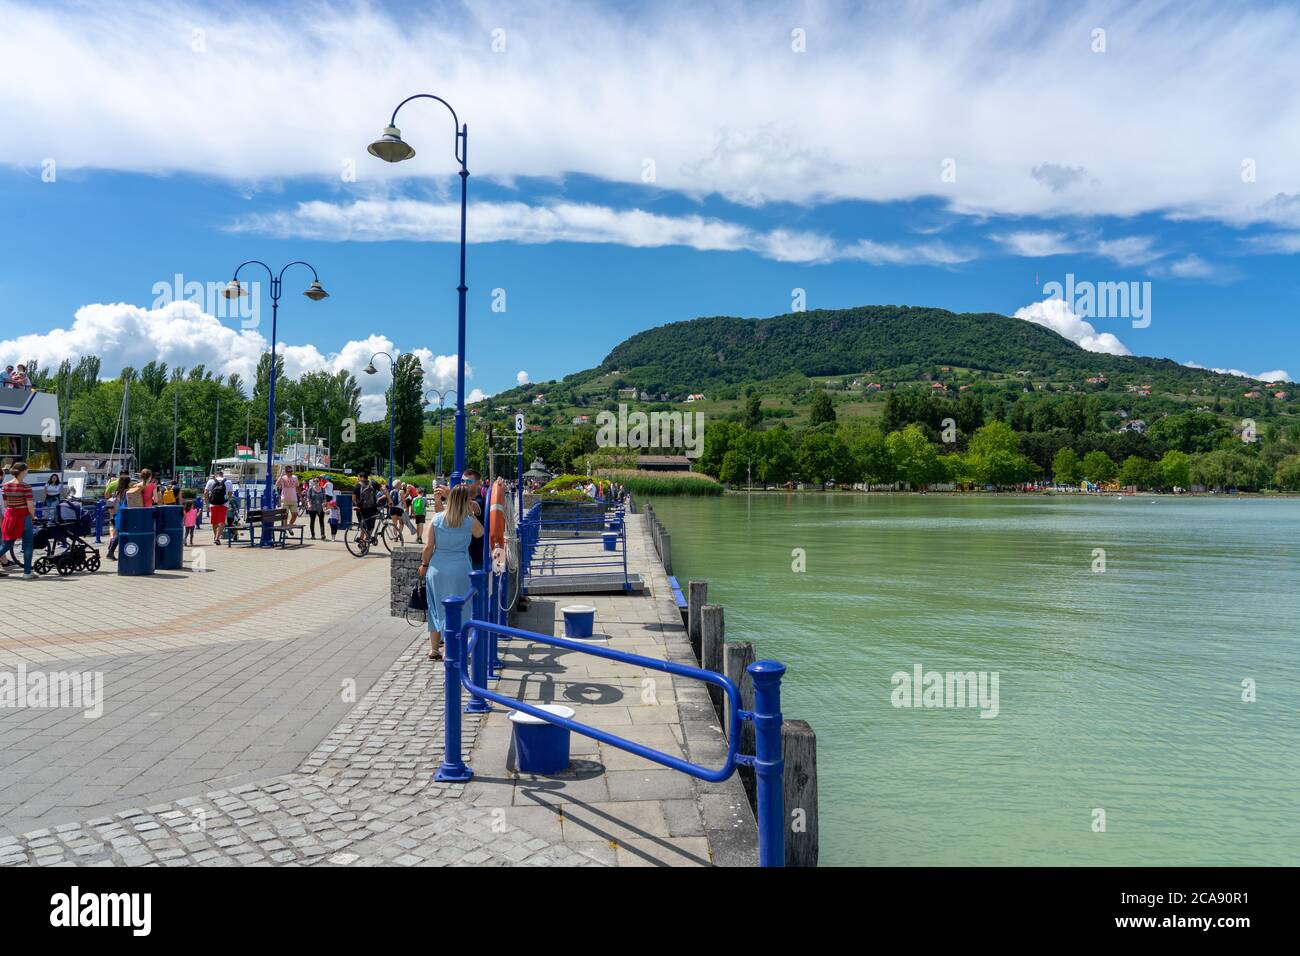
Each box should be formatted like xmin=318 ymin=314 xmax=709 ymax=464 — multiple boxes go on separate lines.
xmin=930 ymin=382 xmax=947 ymax=392
xmin=865 ymin=382 xmax=882 ymax=392
xmin=618 ymin=388 xmax=638 ymax=399
xmin=1118 ymin=418 xmax=1147 ymax=434
xmin=1086 ymin=375 xmax=1108 ymax=385
xmin=532 ymin=394 xmax=547 ymax=405
xmin=1275 ymin=391 xmax=1290 ymax=400
xmin=1244 ymin=390 xmax=1262 ymax=399
xmin=684 ymin=393 xmax=706 ymax=402
xmin=572 ymin=415 xmax=590 ymax=425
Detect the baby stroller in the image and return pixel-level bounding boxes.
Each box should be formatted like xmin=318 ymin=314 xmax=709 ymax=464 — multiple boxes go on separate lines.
xmin=32 ymin=498 xmax=101 ymax=576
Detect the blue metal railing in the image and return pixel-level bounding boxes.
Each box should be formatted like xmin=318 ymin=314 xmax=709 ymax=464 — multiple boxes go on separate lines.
xmin=517 ymin=500 xmax=631 ymax=591
xmin=433 ymin=569 xmax=788 ymax=866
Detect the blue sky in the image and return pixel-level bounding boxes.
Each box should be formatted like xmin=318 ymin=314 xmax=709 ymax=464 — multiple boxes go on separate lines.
xmin=2 ymin=0 xmax=1298 ymax=418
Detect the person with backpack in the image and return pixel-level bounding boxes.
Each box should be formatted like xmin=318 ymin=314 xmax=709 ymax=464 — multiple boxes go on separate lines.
xmin=205 ymin=470 xmax=232 ymax=544
xmin=353 ymin=471 xmax=378 ymax=543
xmin=410 ymin=484 xmax=427 ymax=543
xmin=305 ymin=476 xmax=327 ymax=540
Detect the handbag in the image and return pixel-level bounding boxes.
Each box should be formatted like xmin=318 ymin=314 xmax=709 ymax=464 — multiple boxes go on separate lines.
xmin=405 ymin=576 xmax=428 ymax=626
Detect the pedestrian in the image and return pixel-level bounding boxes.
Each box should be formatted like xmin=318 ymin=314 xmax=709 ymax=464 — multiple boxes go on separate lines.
xmin=133 ymin=468 xmax=157 ymax=507
xmin=104 ymin=468 xmax=131 ymax=560
xmin=305 ymin=476 xmax=327 ymax=540
xmin=10 ymin=365 xmax=29 ymax=389
xmin=460 ymin=469 xmax=488 ymax=571
xmin=276 ymin=466 xmax=299 ymax=523
xmin=418 ymin=484 xmax=482 ymax=661
xmin=1 ymin=462 xmax=37 ymax=578
xmin=0 ymin=365 xmax=12 ymax=388
xmin=205 ymin=469 xmax=232 ymax=544
xmin=410 ymin=485 xmax=426 ymax=543
xmin=182 ymin=498 xmax=198 ymax=545
xmin=326 ymin=496 xmax=340 ymax=540
xmin=388 ymin=480 xmax=405 ymax=538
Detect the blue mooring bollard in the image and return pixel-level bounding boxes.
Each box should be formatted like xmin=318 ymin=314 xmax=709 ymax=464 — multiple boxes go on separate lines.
xmin=749 ymin=659 xmax=787 ymax=867
xmin=434 ymin=595 xmax=473 ymax=782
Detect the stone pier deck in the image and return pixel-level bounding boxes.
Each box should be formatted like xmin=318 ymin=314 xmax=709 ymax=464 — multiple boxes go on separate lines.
xmin=459 ymin=512 xmax=757 ymax=866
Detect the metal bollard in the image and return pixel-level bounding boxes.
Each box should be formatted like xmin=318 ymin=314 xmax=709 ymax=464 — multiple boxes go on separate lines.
xmin=464 ymin=570 xmax=491 ymax=714
xmin=749 ymin=659 xmax=787 ymax=867
xmin=434 ymin=595 xmax=473 ymax=782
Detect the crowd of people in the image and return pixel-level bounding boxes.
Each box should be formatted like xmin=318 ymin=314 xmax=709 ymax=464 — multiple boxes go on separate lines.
xmin=0 ymin=364 xmax=31 ymax=389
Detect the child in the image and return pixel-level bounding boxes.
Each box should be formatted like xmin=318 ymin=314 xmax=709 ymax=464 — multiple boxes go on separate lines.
xmin=182 ymin=499 xmax=198 ymax=545
xmin=326 ymin=496 xmax=340 ymax=540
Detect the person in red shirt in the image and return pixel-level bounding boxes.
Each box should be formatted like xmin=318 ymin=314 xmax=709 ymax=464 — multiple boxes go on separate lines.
xmin=1 ymin=461 xmax=37 ymax=577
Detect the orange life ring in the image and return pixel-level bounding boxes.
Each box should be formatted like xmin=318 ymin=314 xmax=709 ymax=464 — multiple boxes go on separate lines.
xmin=489 ymin=477 xmax=506 ymax=553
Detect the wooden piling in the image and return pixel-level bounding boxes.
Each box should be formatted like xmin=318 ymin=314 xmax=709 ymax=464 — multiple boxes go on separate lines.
xmin=660 ymin=530 xmax=672 ymax=575
xmin=781 ymin=719 xmax=819 ymax=867
xmin=700 ymin=604 xmax=724 ymax=717
xmin=687 ymin=580 xmax=707 ymax=662
xmin=723 ymin=640 xmax=756 ymax=802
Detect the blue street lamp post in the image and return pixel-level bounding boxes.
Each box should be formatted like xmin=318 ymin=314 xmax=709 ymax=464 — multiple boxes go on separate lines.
xmin=369 ymin=94 xmax=469 ymax=486
xmin=423 ymin=387 xmax=456 ymax=479
xmin=364 ymin=351 xmax=399 ymax=490
xmin=223 ymin=262 xmax=328 ymax=546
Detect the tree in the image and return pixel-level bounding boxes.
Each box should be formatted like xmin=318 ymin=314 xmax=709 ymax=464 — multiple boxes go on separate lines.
xmin=809 ymin=391 xmax=836 ymax=426
xmin=1052 ymin=447 xmax=1082 ymax=485
xmin=758 ymin=428 xmax=797 ymax=485
xmin=887 ymin=425 xmax=943 ymax=489
xmin=1147 ymin=411 xmax=1232 ymax=454
xmin=1272 ymin=454 xmax=1300 ymax=491
xmin=1081 ymin=450 xmax=1118 ymax=482
xmin=1119 ymin=455 xmax=1160 ymax=489
xmin=744 ymin=393 xmax=763 ymax=428
xmin=797 ymin=428 xmax=854 ymax=486
xmin=1159 ymin=450 xmax=1191 ymax=490
xmin=388 ymin=353 xmax=425 ymax=471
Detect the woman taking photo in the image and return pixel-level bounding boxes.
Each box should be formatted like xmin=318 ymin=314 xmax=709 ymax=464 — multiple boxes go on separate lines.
xmin=418 ymin=484 xmax=482 ymax=662
xmin=104 ymin=468 xmax=131 ymax=560
xmin=0 ymin=462 xmax=37 ymax=578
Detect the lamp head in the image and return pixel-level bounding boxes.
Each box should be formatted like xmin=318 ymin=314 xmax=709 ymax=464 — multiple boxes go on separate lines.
xmin=222 ymin=279 xmax=248 ymax=299
xmin=363 ymin=362 xmax=378 ymax=375
xmin=368 ymin=126 xmax=415 ymax=163
xmin=303 ymin=280 xmax=329 ymax=301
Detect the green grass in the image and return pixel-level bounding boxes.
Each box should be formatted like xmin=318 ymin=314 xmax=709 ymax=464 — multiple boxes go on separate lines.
xmin=596 ymin=469 xmax=723 ymax=496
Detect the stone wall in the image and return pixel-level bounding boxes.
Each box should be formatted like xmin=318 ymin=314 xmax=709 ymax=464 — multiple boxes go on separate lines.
xmin=390 ymin=546 xmax=425 ymax=623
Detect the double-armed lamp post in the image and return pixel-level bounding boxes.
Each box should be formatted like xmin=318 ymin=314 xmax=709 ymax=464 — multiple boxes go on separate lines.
xmin=223 ymin=261 xmax=328 ymax=546
xmin=368 ymin=93 xmax=470 ymax=486
xmin=364 ymin=350 xmax=399 ymax=490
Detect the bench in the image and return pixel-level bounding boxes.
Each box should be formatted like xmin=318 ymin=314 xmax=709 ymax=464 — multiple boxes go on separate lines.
xmin=666 ymin=575 xmax=688 ymax=611
xmin=227 ymin=508 xmax=304 ymax=548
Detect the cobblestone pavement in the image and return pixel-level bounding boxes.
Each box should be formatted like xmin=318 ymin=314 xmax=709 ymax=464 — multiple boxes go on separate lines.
xmin=0 ymin=536 xmax=389 ymax=666
xmin=1 ymin=633 xmax=599 ymax=867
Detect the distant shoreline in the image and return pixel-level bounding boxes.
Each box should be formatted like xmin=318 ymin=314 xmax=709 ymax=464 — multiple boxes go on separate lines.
xmin=716 ymin=488 xmax=1300 ymax=500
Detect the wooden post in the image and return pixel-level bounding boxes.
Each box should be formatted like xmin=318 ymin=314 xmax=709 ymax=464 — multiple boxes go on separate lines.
xmin=782 ymin=719 xmax=819 ymax=867
xmin=687 ymin=580 xmax=707 ymax=662
xmin=700 ymin=604 xmax=724 ymax=718
xmin=660 ymin=530 xmax=672 ymax=575
xmin=723 ymin=640 xmax=756 ymax=803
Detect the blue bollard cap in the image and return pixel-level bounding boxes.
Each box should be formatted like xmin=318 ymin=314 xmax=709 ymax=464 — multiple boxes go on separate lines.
xmin=748 ymin=659 xmax=787 ymax=679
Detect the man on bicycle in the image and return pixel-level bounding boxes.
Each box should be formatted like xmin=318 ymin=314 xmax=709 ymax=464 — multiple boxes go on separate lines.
xmin=354 ymin=471 xmax=379 ymax=543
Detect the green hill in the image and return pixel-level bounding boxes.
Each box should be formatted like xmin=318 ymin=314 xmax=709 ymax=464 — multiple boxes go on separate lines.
xmin=493 ymin=305 xmax=1266 ymax=404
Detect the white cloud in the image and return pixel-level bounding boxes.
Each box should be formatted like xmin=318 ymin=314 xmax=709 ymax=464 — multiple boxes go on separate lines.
xmin=5 ymin=0 xmax=1300 ymax=224
xmin=516 ymin=370 xmax=529 ymax=386
xmin=1182 ymin=361 xmax=1291 ymax=383
xmin=0 ymin=301 xmax=468 ymax=421
xmin=1013 ymin=298 xmax=1132 ymax=356
xmin=232 ymin=198 xmax=974 ymax=266
xmin=994 ymin=232 xmax=1165 ymax=266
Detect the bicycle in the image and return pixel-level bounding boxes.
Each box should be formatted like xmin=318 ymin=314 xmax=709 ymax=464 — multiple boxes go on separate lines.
xmin=344 ymin=512 xmax=379 ymax=557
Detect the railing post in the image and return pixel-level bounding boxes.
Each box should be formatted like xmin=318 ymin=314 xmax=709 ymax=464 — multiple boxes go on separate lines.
xmin=434 ymin=595 xmax=473 ymax=782
xmin=688 ymin=580 xmax=707 ymax=662
xmin=94 ymin=499 xmax=105 ymax=543
xmin=701 ymin=605 xmax=725 ymax=718
xmin=748 ymin=659 xmax=786 ymax=867
xmin=465 ymin=570 xmax=491 ymax=713
xmin=489 ymin=566 xmax=505 ymax=677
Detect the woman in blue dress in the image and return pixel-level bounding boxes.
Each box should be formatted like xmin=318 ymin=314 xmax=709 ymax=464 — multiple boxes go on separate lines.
xmin=419 ymin=484 xmax=483 ymax=661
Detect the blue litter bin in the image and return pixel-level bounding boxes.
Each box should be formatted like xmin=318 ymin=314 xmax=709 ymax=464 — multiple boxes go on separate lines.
xmin=602 ymin=532 xmax=617 ymax=552
xmin=153 ymin=505 xmax=184 ymax=570
xmin=117 ymin=507 xmax=156 ymax=576
xmin=510 ymin=704 xmax=575 ymax=774
xmin=562 ymin=604 xmax=596 ymax=638
xmin=336 ymin=492 xmax=353 ymax=530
